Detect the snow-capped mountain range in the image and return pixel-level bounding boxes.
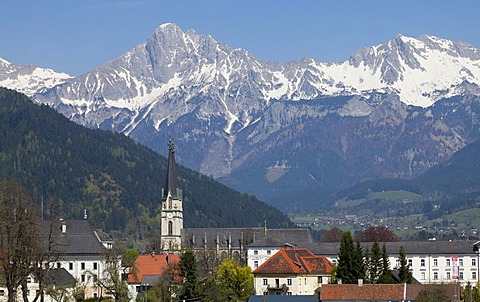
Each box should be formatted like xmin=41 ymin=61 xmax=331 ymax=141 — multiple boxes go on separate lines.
xmin=0 ymin=57 xmax=71 ymax=97
xmin=2 ymin=23 xmax=480 ymax=210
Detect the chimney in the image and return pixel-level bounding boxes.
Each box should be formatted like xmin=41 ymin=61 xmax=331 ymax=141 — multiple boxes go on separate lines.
xmin=358 ymin=279 xmax=363 ymax=286
xmin=60 ymin=219 xmax=67 ymax=234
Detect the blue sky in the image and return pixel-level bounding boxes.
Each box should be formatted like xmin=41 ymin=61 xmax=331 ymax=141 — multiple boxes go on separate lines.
xmin=1 ymin=0 xmax=479 ymax=75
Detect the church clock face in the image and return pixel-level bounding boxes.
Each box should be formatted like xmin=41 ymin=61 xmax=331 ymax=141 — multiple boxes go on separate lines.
xmin=167 ymin=213 xmax=173 ymax=218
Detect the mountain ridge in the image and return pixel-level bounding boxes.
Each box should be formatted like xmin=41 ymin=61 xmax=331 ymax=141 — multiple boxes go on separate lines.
xmin=2 ymin=23 xmax=480 ymax=210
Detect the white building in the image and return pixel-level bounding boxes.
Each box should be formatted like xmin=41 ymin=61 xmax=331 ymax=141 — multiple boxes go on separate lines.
xmin=0 ymin=219 xmax=118 ymax=302
xmin=248 ymin=239 xmax=480 ymax=287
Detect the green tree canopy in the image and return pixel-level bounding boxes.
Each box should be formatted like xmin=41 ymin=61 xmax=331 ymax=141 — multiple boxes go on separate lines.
xmin=215 ymin=258 xmax=253 ymax=302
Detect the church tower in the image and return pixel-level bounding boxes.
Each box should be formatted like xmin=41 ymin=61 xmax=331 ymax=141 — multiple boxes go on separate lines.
xmin=160 ymin=140 xmax=183 ymax=253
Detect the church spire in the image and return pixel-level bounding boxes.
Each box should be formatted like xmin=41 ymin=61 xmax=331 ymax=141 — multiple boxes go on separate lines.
xmin=164 ymin=139 xmax=179 ymax=199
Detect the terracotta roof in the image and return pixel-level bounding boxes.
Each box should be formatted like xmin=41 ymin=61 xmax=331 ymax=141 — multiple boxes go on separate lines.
xmin=320 ymin=283 xmax=460 ymax=301
xmin=128 ymin=253 xmax=180 ymax=283
xmin=253 ymin=247 xmax=332 ymax=275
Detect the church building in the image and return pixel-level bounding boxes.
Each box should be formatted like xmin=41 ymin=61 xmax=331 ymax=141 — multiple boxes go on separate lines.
xmin=159 ymin=141 xmax=313 ymax=268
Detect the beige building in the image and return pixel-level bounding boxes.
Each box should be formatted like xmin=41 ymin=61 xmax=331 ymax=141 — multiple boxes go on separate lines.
xmin=252 ymin=247 xmax=332 ymax=296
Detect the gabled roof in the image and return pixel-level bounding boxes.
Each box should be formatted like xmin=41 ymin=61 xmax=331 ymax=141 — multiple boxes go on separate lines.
xmin=184 ymin=228 xmax=313 ymax=249
xmin=45 ymin=268 xmax=76 ymax=287
xmin=305 ymin=240 xmax=478 ymax=257
xmin=253 ymin=247 xmax=332 ymax=275
xmin=39 ymin=220 xmax=107 ymax=255
xmin=128 ymin=253 xmax=180 ymax=284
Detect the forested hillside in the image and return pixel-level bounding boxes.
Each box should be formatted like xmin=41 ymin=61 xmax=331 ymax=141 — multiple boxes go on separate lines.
xmin=326 ymin=138 xmax=480 ymax=218
xmin=0 ymin=88 xmax=292 ymax=239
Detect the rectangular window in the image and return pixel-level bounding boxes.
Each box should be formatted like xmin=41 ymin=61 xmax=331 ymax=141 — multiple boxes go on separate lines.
xmin=304 ymin=277 xmax=307 ymax=285
xmin=254 ymin=250 xmax=258 ymax=255
xmin=420 ymin=259 xmax=426 ymax=267
xmin=459 ymin=272 xmax=464 ymax=280
xmin=433 ymin=259 xmax=438 ymax=266
xmin=459 ymin=259 xmax=464 ymax=267
xmin=27 ymin=276 xmax=32 ymax=283
xmin=0 ymin=290 xmax=5 ymax=296
xmin=267 ymin=250 xmax=271 ymax=255
xmin=275 ymin=291 xmax=281 ymax=295
xmin=69 ymin=262 xmax=73 ymax=270
xmin=317 ymin=276 xmax=323 ymax=284
xmin=287 ymin=292 xmax=292 ymax=295
xmin=57 ymin=262 xmax=61 ymax=268
xmin=433 ymin=272 xmax=438 ymax=280
xmin=93 ymin=262 xmax=98 ymax=270
xmin=263 ymin=278 xmax=268 ymax=286
xmin=447 ymin=272 xmax=451 ymax=279
xmin=81 ymin=275 xmax=85 ymax=282
xmin=287 ymin=278 xmax=292 ymax=286
xmin=396 ymin=259 xmax=400 ymax=268
xmin=473 ymin=258 xmax=477 ymax=267
xmin=263 ymin=292 xmax=268 ymax=295
xmin=446 ymin=259 xmax=451 ymax=266
xmin=408 ymin=259 xmax=413 ymax=267
xmin=254 ymin=260 xmax=259 ymax=268
xmin=421 ymin=272 xmax=426 ymax=280
xmin=473 ymin=272 xmax=477 ymax=280
xmin=81 ymin=262 xmax=85 ymax=270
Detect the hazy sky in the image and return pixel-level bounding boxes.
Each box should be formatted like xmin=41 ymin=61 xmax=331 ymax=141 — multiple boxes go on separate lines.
xmin=1 ymin=0 xmax=479 ymax=75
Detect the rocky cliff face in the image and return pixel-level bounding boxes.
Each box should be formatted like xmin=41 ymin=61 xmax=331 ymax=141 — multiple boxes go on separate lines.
xmin=4 ymin=23 xmax=480 ymax=210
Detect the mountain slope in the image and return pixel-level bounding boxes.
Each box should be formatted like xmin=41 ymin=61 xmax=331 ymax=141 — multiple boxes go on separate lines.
xmin=5 ymin=23 xmax=480 ymax=210
xmin=0 ymin=88 xmax=293 ymax=236
xmin=328 ymin=136 xmax=480 ymax=216
xmin=0 ymin=57 xmax=71 ymax=96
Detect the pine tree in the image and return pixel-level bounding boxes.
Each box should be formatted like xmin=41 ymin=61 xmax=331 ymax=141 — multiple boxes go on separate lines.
xmin=368 ymin=239 xmax=382 ymax=283
xmin=336 ymin=231 xmax=355 ymax=284
xmin=377 ymin=244 xmax=395 ymax=284
xmin=352 ymin=240 xmax=365 ymax=283
xmin=398 ymin=246 xmax=413 ymax=283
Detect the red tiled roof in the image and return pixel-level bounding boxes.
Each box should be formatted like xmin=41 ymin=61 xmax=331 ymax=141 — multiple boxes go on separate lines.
xmin=321 ymin=284 xmax=405 ymax=300
xmin=320 ymin=283 xmax=460 ymax=301
xmin=252 ymin=247 xmax=332 ymax=275
xmin=128 ymin=253 xmax=180 ymax=283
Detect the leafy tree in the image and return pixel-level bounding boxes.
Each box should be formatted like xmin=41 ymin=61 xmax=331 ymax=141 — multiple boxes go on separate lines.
xmin=92 ymin=250 xmax=129 ymax=302
xmin=356 ymin=226 xmax=399 ymax=242
xmin=179 ymin=248 xmax=200 ymax=300
xmin=377 ymin=244 xmax=395 ymax=284
xmin=215 ymin=258 xmax=253 ymax=302
xmin=321 ymin=227 xmax=344 ymax=242
xmin=0 ymin=180 xmax=41 ymax=302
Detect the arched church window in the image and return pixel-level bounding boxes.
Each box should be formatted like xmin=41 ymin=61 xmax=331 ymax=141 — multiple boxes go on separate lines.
xmin=168 ymin=221 xmax=173 ymax=235
xmin=168 ymin=197 xmax=172 ymax=209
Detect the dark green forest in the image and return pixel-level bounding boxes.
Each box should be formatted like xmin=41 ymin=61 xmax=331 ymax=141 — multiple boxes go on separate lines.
xmin=0 ymin=88 xmax=292 ymax=240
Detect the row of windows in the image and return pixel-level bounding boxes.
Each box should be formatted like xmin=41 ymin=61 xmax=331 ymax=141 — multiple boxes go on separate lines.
xmin=253 ymin=250 xmax=272 ymax=255
xmin=419 ymin=271 xmax=477 ymax=281
xmin=56 ymin=262 xmax=98 ymax=271
xmin=262 ymin=277 xmax=324 ymax=286
xmin=399 ymin=258 xmax=476 ymax=267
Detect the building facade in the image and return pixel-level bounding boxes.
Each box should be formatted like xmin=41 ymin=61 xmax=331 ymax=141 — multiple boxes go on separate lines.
xmin=252 ymin=247 xmax=332 ymax=296
xmin=160 ymin=140 xmax=183 ymax=253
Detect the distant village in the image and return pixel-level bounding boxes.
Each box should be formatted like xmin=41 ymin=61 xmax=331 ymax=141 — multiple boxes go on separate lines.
xmin=1 ymin=143 xmax=478 ymax=302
